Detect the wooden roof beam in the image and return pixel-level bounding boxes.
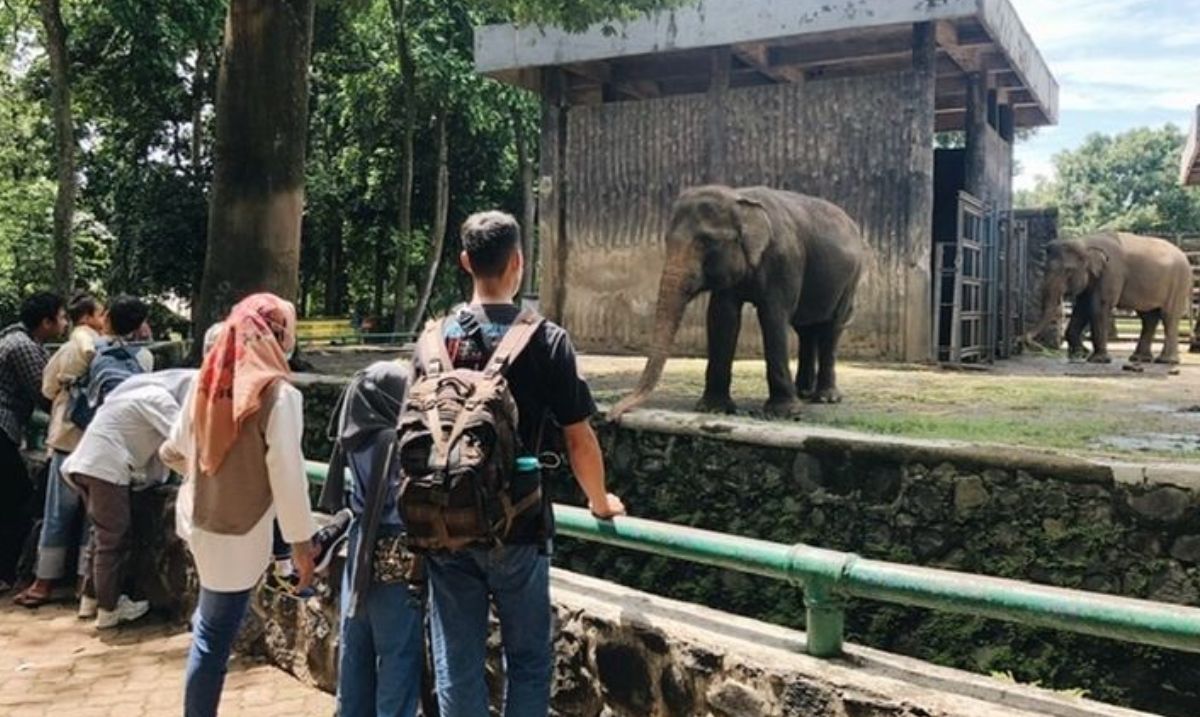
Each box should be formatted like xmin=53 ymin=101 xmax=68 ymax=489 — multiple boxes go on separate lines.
xmin=770 ymin=29 xmax=914 ymax=69
xmin=935 ymin=20 xmax=995 ymax=73
xmin=732 ymin=42 xmax=807 ymax=84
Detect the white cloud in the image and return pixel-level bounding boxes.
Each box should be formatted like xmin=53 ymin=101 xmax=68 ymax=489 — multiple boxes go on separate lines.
xmin=1014 ymin=153 xmax=1055 ymax=193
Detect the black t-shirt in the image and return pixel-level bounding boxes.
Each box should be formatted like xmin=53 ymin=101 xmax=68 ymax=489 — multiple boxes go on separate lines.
xmin=412 ymin=303 xmax=596 ymax=545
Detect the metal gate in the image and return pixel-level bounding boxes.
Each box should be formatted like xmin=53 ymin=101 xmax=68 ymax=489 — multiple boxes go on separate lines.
xmin=935 ymin=192 xmax=993 ymax=363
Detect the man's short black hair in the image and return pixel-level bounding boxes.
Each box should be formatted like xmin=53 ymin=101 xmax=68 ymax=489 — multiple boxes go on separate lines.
xmin=68 ymin=293 xmax=100 ymax=323
xmin=461 ymin=211 xmax=520 ymax=279
xmin=20 ymin=291 xmax=64 ymax=331
xmin=107 ymin=295 xmax=149 ymax=337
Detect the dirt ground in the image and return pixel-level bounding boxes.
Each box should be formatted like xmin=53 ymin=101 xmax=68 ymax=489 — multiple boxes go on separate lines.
xmin=304 ymin=341 xmax=1200 ymax=461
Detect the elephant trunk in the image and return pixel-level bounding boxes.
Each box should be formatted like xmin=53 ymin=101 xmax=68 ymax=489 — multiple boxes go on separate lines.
xmin=609 ymin=253 xmax=700 ymax=419
xmin=1025 ymin=274 xmax=1065 ymax=346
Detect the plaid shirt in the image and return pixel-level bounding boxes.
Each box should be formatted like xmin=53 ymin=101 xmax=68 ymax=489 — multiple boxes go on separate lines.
xmin=0 ymin=324 xmax=50 ymax=445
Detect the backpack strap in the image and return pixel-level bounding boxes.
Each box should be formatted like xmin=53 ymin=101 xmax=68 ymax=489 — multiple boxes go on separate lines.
xmin=484 ymin=309 xmax=544 ymax=378
xmin=416 ymin=318 xmax=454 ymax=376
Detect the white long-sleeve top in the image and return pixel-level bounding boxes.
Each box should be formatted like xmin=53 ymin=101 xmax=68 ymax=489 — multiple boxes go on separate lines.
xmin=161 ymin=382 xmax=317 ymax=592
xmin=61 ymin=381 xmax=179 ymax=490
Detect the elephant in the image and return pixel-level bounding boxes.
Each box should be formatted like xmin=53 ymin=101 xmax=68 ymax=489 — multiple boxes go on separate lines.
xmin=1024 ymin=232 xmax=1193 ymax=364
xmin=610 ymin=185 xmax=869 ymax=419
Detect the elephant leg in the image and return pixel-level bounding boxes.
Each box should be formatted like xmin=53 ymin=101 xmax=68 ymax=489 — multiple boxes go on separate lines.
xmin=1157 ymin=312 xmax=1182 ymax=365
xmin=1130 ymin=311 xmax=1159 ymax=363
xmin=811 ymin=321 xmax=844 ymax=404
xmin=698 ymin=292 xmax=741 ymax=414
xmin=1065 ymin=299 xmax=1090 ymax=360
xmin=1087 ymin=292 xmax=1113 ymax=364
xmin=794 ymin=326 xmax=818 ymax=399
xmin=757 ymin=304 xmax=801 ymax=416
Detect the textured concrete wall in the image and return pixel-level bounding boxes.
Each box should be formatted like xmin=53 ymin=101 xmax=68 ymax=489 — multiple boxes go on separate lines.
xmin=548 ymin=69 xmax=935 ymax=362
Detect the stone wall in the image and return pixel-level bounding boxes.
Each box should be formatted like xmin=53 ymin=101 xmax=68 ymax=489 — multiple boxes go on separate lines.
xmin=549 ymin=411 xmax=1200 ymax=716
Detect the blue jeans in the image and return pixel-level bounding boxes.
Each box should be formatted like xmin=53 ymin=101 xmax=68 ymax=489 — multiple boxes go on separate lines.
xmin=428 ymin=545 xmax=552 ymax=717
xmin=35 ymin=451 xmax=89 ymax=581
xmin=338 ymin=524 xmax=424 ymax=717
xmin=184 ymin=587 xmax=252 ymax=717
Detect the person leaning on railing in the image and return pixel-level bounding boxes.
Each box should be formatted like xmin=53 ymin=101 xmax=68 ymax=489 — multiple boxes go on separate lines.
xmin=0 ymin=292 xmax=67 ymax=594
xmin=12 ymin=293 xmax=106 ymax=609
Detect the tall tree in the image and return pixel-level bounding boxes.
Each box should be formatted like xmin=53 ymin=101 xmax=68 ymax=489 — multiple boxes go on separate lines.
xmin=38 ymin=0 xmax=74 ymax=295
xmin=409 ymin=111 xmax=450 ymax=331
xmin=1017 ymin=125 xmax=1200 ymax=237
xmin=193 ymin=0 xmax=316 ymax=338
xmin=388 ymin=0 xmax=416 ymax=332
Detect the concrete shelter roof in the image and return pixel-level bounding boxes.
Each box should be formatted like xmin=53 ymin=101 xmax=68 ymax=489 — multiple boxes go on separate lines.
xmin=475 ymin=0 xmax=1058 ymax=130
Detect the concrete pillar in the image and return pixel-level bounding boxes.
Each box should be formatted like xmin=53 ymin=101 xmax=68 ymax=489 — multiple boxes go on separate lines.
xmin=964 ymin=72 xmax=988 ymax=199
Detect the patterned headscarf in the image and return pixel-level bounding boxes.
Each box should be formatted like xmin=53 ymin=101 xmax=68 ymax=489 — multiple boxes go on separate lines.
xmin=193 ymin=293 xmax=297 ymax=475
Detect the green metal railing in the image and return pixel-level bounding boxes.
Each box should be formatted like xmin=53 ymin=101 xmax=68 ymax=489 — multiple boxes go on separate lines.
xmin=298 ymin=459 xmax=1200 ymax=659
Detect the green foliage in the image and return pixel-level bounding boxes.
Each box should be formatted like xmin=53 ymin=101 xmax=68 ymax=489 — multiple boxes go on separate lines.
xmin=1016 ymin=125 xmax=1200 ymax=238
xmin=473 ymin=0 xmax=692 ymax=31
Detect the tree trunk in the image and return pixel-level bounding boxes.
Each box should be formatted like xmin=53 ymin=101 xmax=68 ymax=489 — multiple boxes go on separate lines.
xmin=39 ymin=0 xmax=75 ymax=296
xmin=192 ymin=0 xmax=316 ymax=343
xmin=389 ymin=0 xmax=415 ymax=332
xmin=323 ymin=218 xmax=344 ymax=316
xmin=190 ymin=41 xmax=208 ymax=180
xmin=373 ymin=239 xmax=386 ymax=319
xmin=514 ymin=106 xmax=536 ymax=296
xmin=409 ymin=112 xmax=450 ymax=333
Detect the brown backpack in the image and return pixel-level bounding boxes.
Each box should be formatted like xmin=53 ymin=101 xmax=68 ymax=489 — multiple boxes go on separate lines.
xmin=396 ymin=309 xmax=545 ymax=552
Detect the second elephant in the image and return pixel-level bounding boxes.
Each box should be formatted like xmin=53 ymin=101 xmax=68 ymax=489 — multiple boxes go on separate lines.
xmin=611 ymin=185 xmax=869 ymax=418
xmin=1026 ymin=232 xmax=1192 ymax=364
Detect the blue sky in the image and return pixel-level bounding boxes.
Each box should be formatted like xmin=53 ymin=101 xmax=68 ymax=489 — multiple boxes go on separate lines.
xmin=1009 ymin=0 xmax=1200 ymax=190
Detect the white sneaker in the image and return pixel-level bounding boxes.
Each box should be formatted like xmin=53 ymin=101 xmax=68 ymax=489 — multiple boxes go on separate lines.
xmin=78 ymin=595 xmax=98 ymax=619
xmin=95 ymin=595 xmax=150 ymax=630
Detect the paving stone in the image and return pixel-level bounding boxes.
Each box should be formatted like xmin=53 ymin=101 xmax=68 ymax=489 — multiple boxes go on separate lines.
xmin=0 ymin=601 xmax=333 ymax=716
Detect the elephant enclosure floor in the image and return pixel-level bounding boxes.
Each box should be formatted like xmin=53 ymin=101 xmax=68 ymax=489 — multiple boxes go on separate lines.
xmin=578 ymin=343 xmax=1200 ymax=461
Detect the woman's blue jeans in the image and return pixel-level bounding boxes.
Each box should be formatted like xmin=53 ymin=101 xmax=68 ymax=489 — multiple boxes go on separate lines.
xmin=183 ymin=587 xmax=252 ymax=717
xmin=35 ymin=451 xmax=89 ymax=581
xmin=338 ymin=523 xmax=425 ymax=717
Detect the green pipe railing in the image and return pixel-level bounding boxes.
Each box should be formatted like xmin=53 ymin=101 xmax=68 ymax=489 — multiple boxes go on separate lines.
xmin=300 ymin=458 xmax=1200 ymax=659
xmin=31 ymin=415 xmax=1200 ymax=660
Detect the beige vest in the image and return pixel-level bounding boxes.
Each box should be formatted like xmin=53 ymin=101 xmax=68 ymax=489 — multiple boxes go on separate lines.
xmin=192 ymin=381 xmax=279 ymax=535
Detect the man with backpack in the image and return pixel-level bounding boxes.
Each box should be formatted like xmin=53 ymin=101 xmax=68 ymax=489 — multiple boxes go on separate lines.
xmin=0 ymin=292 xmax=67 ymax=593
xmin=14 ymin=293 xmax=107 ymax=608
xmin=69 ymin=295 xmax=154 ymax=430
xmin=58 ymin=295 xmax=154 ymax=626
xmin=405 ymin=211 xmax=625 ymax=716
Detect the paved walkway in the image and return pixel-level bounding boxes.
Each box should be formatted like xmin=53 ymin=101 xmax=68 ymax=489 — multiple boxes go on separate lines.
xmin=0 ymin=600 xmax=334 ymax=716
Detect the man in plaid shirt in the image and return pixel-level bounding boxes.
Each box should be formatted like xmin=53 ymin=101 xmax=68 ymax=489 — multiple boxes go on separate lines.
xmin=0 ymin=292 xmax=67 ymax=592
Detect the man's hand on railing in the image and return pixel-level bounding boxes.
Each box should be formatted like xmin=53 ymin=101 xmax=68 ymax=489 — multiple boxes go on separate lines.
xmin=589 ymin=493 xmax=626 ymax=520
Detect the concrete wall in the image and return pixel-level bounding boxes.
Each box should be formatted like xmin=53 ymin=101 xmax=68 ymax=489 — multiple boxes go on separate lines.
xmin=543 ymin=69 xmax=935 ymax=362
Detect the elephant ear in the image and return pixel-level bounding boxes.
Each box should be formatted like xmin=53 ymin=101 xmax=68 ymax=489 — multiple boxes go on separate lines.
xmin=1086 ymin=246 xmax=1109 ymax=279
xmin=734 ymin=196 xmax=773 ymax=268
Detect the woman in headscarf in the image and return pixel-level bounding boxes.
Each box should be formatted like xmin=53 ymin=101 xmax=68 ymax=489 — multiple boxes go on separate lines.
xmin=318 ymin=360 xmax=423 ymax=717
xmin=160 ymin=294 xmax=319 ymax=717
